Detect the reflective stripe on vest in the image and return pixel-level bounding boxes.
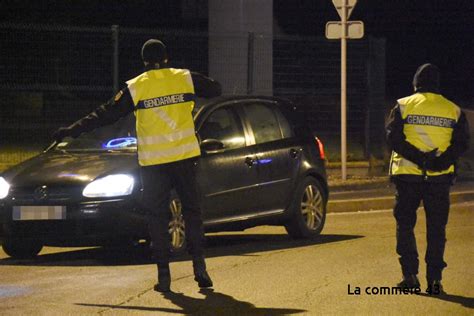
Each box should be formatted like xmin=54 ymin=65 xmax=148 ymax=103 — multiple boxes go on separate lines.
xmin=126 ymin=68 xmax=200 ymax=166
xmin=390 ymin=92 xmax=461 ymax=176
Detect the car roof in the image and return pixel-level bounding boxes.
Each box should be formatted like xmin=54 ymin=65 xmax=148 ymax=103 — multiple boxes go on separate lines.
xmin=195 ymin=95 xmax=294 ymax=112
xmin=193 ymin=95 xmax=299 ymax=128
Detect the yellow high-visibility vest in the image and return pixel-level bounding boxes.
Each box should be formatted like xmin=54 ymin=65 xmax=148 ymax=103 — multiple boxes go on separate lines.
xmin=126 ymin=68 xmax=200 ymax=166
xmin=390 ymin=92 xmax=461 ymax=176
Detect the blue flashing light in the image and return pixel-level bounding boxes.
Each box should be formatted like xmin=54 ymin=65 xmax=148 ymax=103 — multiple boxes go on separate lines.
xmin=103 ymin=137 xmax=137 ymax=149
xmin=258 ymin=158 xmax=273 ymax=165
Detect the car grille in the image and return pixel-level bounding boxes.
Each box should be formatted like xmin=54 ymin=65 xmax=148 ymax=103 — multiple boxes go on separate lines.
xmin=9 ymin=186 xmax=80 ymax=204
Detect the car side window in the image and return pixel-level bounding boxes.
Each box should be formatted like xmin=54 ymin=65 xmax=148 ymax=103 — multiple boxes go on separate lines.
xmin=244 ymin=103 xmax=285 ymax=144
xmin=199 ymin=107 xmax=246 ymax=150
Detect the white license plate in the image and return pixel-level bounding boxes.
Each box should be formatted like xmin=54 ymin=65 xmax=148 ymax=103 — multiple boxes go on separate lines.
xmin=13 ymin=206 xmax=67 ymax=220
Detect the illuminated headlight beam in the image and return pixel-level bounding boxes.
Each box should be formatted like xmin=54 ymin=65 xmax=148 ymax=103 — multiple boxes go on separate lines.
xmin=83 ymin=174 xmax=134 ymax=198
xmin=0 ymin=177 xmax=10 ymax=199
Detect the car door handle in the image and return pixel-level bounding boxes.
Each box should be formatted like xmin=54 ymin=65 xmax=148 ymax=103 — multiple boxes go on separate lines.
xmin=289 ymin=148 xmax=299 ymax=159
xmin=245 ymin=157 xmax=256 ymax=168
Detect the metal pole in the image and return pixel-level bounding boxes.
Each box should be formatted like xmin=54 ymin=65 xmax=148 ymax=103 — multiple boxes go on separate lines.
xmin=112 ymin=25 xmax=119 ymax=94
xmin=364 ymin=37 xmax=371 ymax=160
xmin=247 ymin=32 xmax=255 ymax=95
xmin=341 ymin=1 xmax=347 ymax=180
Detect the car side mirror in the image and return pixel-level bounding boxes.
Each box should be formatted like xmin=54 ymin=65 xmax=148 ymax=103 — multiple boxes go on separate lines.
xmin=200 ymin=138 xmax=225 ymax=154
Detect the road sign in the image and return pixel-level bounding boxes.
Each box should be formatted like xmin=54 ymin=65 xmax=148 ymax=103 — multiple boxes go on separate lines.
xmin=332 ymin=0 xmax=357 ymax=20
xmin=325 ymin=21 xmax=364 ymax=39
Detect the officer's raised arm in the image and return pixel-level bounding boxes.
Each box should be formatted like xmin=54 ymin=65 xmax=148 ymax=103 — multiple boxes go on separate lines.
xmin=190 ymin=72 xmax=222 ymax=98
xmin=52 ymin=88 xmax=134 ymax=141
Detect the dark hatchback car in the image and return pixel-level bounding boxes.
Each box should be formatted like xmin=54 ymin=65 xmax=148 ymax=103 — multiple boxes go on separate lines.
xmin=0 ymin=96 xmax=328 ymax=259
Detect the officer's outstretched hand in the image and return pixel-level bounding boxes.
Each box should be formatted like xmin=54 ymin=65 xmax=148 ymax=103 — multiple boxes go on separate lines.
xmin=52 ymin=127 xmax=72 ymax=142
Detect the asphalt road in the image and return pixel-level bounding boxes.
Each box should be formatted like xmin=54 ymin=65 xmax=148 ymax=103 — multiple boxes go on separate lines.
xmin=0 ymin=202 xmax=473 ymax=315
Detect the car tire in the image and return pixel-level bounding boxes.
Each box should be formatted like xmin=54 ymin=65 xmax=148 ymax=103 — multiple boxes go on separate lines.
xmin=168 ymin=197 xmax=186 ymax=253
xmin=285 ymin=177 xmax=327 ymax=239
xmin=2 ymin=238 xmax=43 ymax=259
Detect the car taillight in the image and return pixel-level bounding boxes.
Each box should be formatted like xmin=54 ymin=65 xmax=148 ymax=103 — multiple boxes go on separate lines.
xmin=315 ymin=137 xmax=326 ymax=160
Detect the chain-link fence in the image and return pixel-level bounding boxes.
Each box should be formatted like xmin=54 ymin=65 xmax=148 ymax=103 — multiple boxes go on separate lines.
xmin=0 ymin=23 xmax=386 ymax=168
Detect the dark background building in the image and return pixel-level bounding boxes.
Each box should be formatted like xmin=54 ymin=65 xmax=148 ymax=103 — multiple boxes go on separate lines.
xmin=2 ymin=0 xmax=473 ymax=104
xmin=0 ymin=0 xmax=472 ymax=167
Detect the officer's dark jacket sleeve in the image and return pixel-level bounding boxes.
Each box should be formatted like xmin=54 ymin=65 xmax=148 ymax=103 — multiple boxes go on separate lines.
xmin=191 ymin=72 xmax=222 ymax=98
xmin=67 ymin=88 xmax=134 ymax=137
xmin=385 ymin=103 xmax=426 ymax=166
xmin=432 ymin=111 xmax=470 ymax=169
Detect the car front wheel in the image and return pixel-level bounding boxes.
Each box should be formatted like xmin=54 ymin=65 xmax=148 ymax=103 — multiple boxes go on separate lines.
xmin=285 ymin=177 xmax=327 ymax=239
xmin=2 ymin=238 xmax=43 ymax=259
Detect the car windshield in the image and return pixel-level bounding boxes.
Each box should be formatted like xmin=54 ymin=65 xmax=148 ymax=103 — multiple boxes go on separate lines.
xmin=55 ymin=114 xmax=137 ymax=152
xmin=53 ymin=97 xmax=215 ymax=152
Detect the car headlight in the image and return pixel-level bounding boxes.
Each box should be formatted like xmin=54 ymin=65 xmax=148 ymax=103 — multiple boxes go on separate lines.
xmin=83 ymin=174 xmax=134 ymax=198
xmin=0 ymin=177 xmax=10 ymax=199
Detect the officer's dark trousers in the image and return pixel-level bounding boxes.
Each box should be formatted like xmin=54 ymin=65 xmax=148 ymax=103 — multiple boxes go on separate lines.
xmin=393 ymin=179 xmax=450 ymax=281
xmin=140 ymin=158 xmax=204 ymax=268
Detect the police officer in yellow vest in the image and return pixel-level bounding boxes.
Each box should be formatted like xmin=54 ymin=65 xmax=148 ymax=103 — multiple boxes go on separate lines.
xmin=386 ymin=63 xmax=470 ymax=294
xmin=53 ymin=39 xmax=222 ymax=292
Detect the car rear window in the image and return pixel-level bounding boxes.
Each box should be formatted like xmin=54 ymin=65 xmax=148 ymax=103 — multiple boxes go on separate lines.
xmin=244 ymin=103 xmax=293 ymax=144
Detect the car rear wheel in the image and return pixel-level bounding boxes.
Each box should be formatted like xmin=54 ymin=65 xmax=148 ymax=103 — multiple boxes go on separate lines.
xmin=168 ymin=198 xmax=186 ymax=253
xmin=285 ymin=177 xmax=327 ymax=238
xmin=2 ymin=238 xmax=43 ymax=259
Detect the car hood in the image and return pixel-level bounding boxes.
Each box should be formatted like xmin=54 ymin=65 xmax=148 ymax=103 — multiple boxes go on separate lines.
xmin=2 ymin=151 xmax=139 ymax=188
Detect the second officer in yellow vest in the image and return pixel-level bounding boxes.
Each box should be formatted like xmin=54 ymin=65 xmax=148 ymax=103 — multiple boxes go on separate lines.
xmin=386 ymin=63 xmax=470 ymax=294
xmin=53 ymin=39 xmax=222 ymax=293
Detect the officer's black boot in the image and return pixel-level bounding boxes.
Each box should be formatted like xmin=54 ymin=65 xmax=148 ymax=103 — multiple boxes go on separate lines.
xmin=397 ymin=274 xmax=420 ymax=288
xmin=154 ymin=265 xmax=171 ymax=293
xmin=193 ymin=257 xmax=213 ymax=288
xmin=426 ymin=279 xmax=445 ymax=295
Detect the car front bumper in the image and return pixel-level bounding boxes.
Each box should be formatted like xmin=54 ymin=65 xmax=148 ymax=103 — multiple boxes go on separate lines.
xmin=0 ymin=198 xmax=148 ymax=246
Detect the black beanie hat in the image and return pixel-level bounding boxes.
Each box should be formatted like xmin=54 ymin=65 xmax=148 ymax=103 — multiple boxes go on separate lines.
xmin=141 ymin=39 xmax=167 ymax=63
xmin=412 ymin=63 xmax=440 ymax=93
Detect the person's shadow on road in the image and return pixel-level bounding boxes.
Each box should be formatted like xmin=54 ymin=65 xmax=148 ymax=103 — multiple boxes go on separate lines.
xmin=163 ymin=288 xmax=305 ymax=315
xmin=419 ymin=292 xmax=474 ymax=309
xmin=77 ymin=288 xmax=305 ymax=315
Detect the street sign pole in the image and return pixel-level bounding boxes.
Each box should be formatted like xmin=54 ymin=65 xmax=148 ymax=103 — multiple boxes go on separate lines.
xmin=327 ymin=0 xmax=362 ymax=180
xmin=341 ymin=0 xmax=347 ymax=181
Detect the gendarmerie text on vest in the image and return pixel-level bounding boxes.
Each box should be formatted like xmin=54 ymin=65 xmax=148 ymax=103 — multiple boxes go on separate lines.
xmin=140 ymin=93 xmax=191 ymax=109
xmin=405 ymin=115 xmax=455 ymax=128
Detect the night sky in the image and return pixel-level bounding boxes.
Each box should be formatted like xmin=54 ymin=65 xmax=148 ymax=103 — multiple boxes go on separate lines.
xmin=1 ymin=0 xmax=473 ymax=105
